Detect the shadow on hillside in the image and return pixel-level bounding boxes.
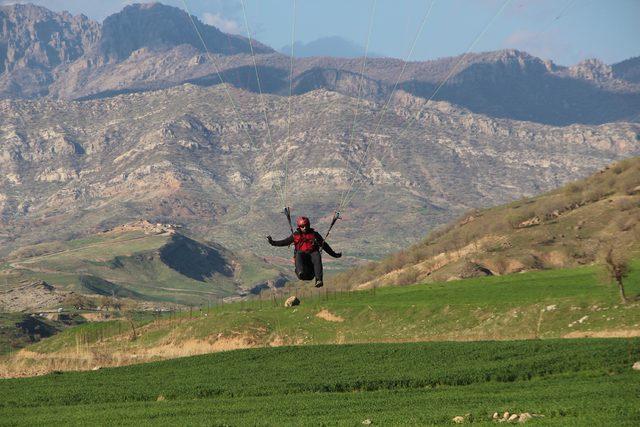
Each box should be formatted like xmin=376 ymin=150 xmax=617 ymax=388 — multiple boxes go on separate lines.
xmin=159 ymin=235 xmax=233 ymax=282
xmin=399 ymin=63 xmax=640 ymax=126
xmin=188 ymin=65 xmax=289 ymax=94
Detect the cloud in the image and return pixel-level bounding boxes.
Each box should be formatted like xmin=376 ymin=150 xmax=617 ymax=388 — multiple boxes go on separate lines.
xmin=202 ymin=12 xmax=241 ymax=34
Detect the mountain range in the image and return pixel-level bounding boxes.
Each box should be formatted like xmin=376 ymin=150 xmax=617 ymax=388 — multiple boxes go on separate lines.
xmin=279 ymin=36 xmax=384 ymax=59
xmin=1 ymin=83 xmax=638 ymax=262
xmin=1 ymin=3 xmax=639 ymax=125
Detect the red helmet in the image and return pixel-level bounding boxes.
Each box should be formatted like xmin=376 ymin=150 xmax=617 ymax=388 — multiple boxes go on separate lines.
xmin=296 ymin=216 xmax=310 ymax=228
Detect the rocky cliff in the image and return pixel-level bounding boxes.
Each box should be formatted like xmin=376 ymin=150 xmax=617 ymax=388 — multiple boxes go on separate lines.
xmin=1 ymin=84 xmax=638 ymax=260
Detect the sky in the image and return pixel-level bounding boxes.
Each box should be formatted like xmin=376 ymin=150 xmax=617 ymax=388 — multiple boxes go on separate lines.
xmin=2 ymin=0 xmax=639 ymax=65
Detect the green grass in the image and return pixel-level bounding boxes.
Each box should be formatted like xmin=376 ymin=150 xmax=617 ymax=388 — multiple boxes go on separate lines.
xmin=1 ymin=339 xmax=639 ymax=425
xmin=21 ymin=262 xmax=640 ymax=358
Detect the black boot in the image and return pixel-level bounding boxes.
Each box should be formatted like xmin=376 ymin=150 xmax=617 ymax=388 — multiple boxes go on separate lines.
xmin=314 ymin=279 xmax=323 ymax=288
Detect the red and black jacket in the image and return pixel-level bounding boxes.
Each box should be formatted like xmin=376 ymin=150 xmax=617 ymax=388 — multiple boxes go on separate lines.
xmin=269 ymin=228 xmax=340 ymax=257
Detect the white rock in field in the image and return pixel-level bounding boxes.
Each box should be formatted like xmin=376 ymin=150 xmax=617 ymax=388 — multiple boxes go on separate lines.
xmin=493 ymin=412 xmax=499 ymax=419
xmin=284 ymin=296 xmax=300 ymax=307
xmin=545 ymin=304 xmax=557 ymax=311
xmin=633 ymin=361 xmax=640 ymax=371
xmin=91 ymin=366 xmax=101 ymax=371
xmin=518 ymin=413 xmax=532 ymax=423
xmin=452 ymin=415 xmax=465 ymax=423
xmin=503 ymin=412 xmax=510 ymax=419
xmin=362 ymin=419 xmax=372 ymax=425
xmin=508 ymin=414 xmax=519 ymax=422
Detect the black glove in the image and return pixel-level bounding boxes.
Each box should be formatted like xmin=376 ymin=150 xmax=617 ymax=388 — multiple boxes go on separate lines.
xmin=267 ymin=235 xmax=274 ymax=245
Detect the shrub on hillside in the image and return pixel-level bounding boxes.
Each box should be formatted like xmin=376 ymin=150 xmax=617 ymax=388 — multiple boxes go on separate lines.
xmin=615 ymin=198 xmax=637 ymax=212
xmin=64 ymin=294 xmax=96 ymax=310
xmin=534 ymin=197 xmax=566 ymax=220
xmin=408 ymin=245 xmax=431 ymax=264
xmin=507 ymin=208 xmax=537 ymax=228
xmin=615 ymin=213 xmax=638 ymax=232
xmin=564 ymin=182 xmax=583 ymax=194
xmin=394 ymin=266 xmax=420 ymax=286
xmin=521 ymin=254 xmax=546 ymax=270
xmin=616 ymin=170 xmax=640 ymax=194
xmin=582 ymin=187 xmax=609 ymax=204
xmin=612 ymin=164 xmax=625 ymax=175
xmin=493 ymin=256 xmax=510 ymax=275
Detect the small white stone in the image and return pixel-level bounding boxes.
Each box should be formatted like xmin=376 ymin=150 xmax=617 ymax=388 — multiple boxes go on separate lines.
xmin=518 ymin=413 xmax=532 ymax=423
xmin=632 ymin=361 xmax=640 ymax=371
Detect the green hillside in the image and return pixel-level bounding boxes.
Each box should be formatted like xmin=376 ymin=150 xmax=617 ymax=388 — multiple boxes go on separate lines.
xmin=2 ymin=261 xmax=638 ymax=376
xmin=332 ymin=157 xmax=640 ymax=289
xmin=1 ymin=339 xmax=638 ymax=425
xmin=0 ymin=225 xmax=286 ymax=307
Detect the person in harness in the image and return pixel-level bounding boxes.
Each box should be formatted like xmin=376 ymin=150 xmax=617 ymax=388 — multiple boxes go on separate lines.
xmin=267 ymin=216 xmax=342 ymax=288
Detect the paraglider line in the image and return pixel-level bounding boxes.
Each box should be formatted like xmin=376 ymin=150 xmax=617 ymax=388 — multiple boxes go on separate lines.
xmin=240 ymin=0 xmax=286 ymax=207
xmin=341 ymin=0 xmax=512 ymax=209
xmin=338 ymin=0 xmax=436 ymax=211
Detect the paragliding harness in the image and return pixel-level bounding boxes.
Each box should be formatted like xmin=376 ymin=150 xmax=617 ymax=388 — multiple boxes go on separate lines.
xmin=284 ymin=207 xmax=340 ymax=256
xmin=284 ymin=207 xmax=340 ymax=281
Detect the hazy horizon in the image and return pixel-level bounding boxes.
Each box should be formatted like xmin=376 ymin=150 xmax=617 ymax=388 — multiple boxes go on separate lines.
xmin=1 ymin=0 xmax=638 ymax=66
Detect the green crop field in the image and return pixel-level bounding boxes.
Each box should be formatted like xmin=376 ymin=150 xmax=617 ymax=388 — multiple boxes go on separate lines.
xmin=0 ymin=339 xmax=639 ymax=425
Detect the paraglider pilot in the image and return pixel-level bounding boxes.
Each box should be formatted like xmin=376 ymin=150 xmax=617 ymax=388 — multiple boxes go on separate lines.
xmin=267 ymin=216 xmax=341 ymax=288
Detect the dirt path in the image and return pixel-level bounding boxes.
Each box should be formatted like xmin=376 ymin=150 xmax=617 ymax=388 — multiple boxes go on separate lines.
xmin=563 ymin=330 xmax=640 ymax=338
xmin=316 ymin=309 xmax=345 ymax=322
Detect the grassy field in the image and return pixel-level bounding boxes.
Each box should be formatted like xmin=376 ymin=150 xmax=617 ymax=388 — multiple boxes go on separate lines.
xmin=2 ymin=261 xmax=639 ymax=377
xmin=0 ymin=339 xmax=638 ymax=425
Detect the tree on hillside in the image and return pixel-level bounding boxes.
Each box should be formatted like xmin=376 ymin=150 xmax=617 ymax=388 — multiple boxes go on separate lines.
xmin=604 ymin=248 xmax=630 ymax=304
xmin=63 ymin=294 xmax=96 ymax=310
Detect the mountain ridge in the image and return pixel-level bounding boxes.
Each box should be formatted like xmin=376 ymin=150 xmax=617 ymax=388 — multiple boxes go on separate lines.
xmin=0 ymin=4 xmax=638 ymax=125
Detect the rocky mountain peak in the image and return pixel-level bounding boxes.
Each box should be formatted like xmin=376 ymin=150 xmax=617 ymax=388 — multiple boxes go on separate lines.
xmin=97 ymin=2 xmax=271 ymax=62
xmin=568 ymin=58 xmax=613 ymax=82
xmin=0 ymin=3 xmax=98 ymax=79
xmin=486 ymin=49 xmax=548 ymax=71
xmin=1 ymin=3 xmax=53 ymax=18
